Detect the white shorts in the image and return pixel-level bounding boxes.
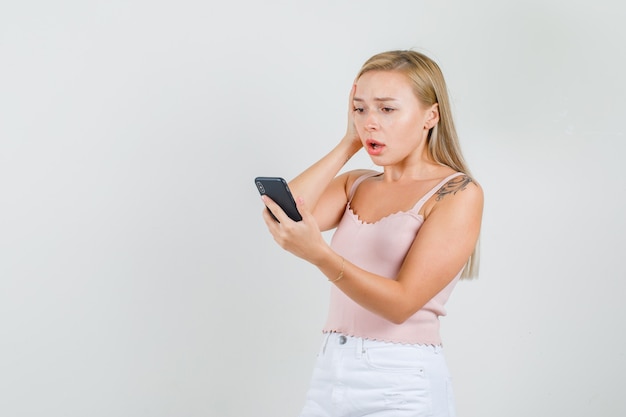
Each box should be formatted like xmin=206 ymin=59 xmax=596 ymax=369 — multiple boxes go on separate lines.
xmin=299 ymin=332 xmax=456 ymax=417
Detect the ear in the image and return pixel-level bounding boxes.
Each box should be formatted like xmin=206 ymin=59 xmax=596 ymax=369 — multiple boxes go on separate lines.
xmin=425 ymin=103 xmax=439 ymax=129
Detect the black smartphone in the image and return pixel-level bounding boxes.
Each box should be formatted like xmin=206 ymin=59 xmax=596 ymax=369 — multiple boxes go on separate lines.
xmin=254 ymin=176 xmax=302 ymax=222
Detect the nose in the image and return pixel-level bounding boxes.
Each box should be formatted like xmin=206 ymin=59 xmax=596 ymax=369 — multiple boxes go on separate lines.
xmin=365 ymin=113 xmax=379 ymax=131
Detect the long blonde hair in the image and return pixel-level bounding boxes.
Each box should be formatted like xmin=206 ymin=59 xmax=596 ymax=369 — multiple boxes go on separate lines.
xmin=357 ymin=50 xmax=480 ymax=278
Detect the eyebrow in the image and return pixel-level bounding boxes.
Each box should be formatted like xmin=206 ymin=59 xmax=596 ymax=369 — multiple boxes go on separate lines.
xmin=353 ymin=97 xmax=398 ymax=102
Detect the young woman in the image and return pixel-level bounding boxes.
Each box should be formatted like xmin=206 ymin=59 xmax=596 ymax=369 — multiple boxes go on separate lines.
xmin=261 ymin=50 xmax=483 ymax=417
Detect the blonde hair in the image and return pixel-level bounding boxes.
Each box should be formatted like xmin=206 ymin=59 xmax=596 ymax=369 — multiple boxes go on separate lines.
xmin=357 ymin=50 xmax=480 ymax=278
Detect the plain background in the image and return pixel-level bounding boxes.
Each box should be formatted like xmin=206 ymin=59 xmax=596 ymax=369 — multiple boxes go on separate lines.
xmin=1 ymin=1 xmax=625 ymax=416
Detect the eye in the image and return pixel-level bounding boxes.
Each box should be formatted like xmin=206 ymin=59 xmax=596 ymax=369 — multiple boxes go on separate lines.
xmin=381 ymin=107 xmax=395 ymax=113
xmin=353 ymin=107 xmax=364 ymax=113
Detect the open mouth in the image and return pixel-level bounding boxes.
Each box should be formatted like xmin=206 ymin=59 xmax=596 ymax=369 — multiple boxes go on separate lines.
xmin=366 ymin=139 xmax=385 ymax=153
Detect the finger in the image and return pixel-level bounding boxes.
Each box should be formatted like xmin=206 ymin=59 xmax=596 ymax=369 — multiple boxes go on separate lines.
xmin=348 ymin=82 xmax=356 ymax=110
xmin=261 ymin=204 xmax=278 ymax=228
xmin=295 ymin=196 xmax=314 ymax=224
xmin=261 ymin=195 xmax=291 ymax=224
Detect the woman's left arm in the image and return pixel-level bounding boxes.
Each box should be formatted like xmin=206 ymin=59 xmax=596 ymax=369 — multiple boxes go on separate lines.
xmin=262 ymin=181 xmax=483 ymax=324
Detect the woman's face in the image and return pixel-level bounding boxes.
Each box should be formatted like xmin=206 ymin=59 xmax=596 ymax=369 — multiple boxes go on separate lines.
xmin=353 ymin=70 xmax=437 ymax=166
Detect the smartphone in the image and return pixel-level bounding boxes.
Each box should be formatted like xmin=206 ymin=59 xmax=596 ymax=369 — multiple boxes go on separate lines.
xmin=254 ymin=176 xmax=302 ymax=222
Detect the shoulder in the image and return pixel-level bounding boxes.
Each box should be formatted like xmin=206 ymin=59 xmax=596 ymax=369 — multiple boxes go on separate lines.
xmin=345 ymin=168 xmax=380 ymax=181
xmin=424 ymin=174 xmax=483 ymax=219
xmin=337 ymin=169 xmax=380 ymax=193
xmin=436 ymin=174 xmax=483 ymax=202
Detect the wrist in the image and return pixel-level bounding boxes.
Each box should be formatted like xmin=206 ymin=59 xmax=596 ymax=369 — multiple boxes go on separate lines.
xmin=337 ymin=136 xmax=362 ymax=161
xmin=313 ymin=246 xmax=345 ymax=283
xmin=328 ymin=256 xmax=344 ymax=283
xmin=310 ymin=244 xmax=334 ymax=268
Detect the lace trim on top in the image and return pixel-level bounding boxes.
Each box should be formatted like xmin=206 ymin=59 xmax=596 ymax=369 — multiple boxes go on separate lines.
xmin=346 ymin=171 xmax=465 ymax=224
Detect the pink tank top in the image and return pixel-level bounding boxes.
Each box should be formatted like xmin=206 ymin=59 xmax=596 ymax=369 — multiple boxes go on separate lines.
xmin=322 ymin=171 xmax=465 ymax=345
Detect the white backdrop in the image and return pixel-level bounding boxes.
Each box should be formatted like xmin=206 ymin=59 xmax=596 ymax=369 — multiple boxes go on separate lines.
xmin=1 ymin=1 xmax=625 ymax=416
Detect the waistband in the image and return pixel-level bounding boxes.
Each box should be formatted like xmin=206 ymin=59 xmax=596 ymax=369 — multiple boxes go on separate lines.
xmin=320 ymin=332 xmax=443 ymax=356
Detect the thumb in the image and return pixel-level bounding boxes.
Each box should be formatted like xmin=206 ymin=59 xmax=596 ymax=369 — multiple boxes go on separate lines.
xmin=295 ymin=197 xmax=314 ymax=222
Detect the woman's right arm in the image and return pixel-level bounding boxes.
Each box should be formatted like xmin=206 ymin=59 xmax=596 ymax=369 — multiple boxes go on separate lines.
xmin=288 ymin=139 xmax=364 ymax=231
xmin=288 ymin=85 xmax=365 ymax=231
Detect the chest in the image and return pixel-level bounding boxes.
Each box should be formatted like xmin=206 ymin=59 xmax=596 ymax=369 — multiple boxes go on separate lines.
xmin=331 ymin=207 xmax=423 ymax=278
xmin=349 ymin=179 xmax=441 ymax=224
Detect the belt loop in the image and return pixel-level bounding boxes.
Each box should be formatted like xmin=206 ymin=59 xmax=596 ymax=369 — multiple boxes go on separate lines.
xmin=356 ymin=337 xmax=364 ymax=359
xmin=321 ymin=332 xmax=331 ymax=355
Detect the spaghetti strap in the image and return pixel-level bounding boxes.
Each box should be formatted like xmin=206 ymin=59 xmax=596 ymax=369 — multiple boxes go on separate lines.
xmin=412 ymin=172 xmax=466 ymax=212
xmin=348 ymin=172 xmax=381 ymax=201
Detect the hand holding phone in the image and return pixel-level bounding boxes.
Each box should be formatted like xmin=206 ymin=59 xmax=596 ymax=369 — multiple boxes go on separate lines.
xmin=254 ymin=177 xmax=302 ymax=222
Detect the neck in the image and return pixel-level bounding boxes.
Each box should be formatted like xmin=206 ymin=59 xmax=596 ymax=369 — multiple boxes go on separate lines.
xmin=380 ymin=147 xmax=445 ymax=182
